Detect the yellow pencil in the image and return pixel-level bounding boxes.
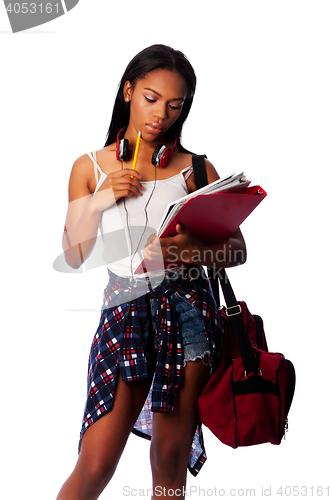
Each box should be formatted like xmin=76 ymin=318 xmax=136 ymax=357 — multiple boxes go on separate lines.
xmin=132 ymin=130 xmax=142 ymax=171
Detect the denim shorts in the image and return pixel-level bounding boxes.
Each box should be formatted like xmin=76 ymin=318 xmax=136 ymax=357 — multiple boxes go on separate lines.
xmin=114 ymin=268 xmax=212 ymax=367
xmin=150 ymin=291 xmax=211 ymax=366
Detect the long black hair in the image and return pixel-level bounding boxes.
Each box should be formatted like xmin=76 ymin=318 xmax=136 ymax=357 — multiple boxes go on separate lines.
xmin=104 ymin=44 xmax=196 ymax=150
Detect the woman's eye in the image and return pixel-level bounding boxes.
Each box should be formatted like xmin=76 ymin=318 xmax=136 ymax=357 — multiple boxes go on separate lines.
xmin=144 ymin=96 xmax=156 ymax=103
xmin=170 ymin=103 xmax=183 ymax=110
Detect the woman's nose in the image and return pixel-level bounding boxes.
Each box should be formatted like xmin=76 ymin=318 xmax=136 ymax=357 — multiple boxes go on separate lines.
xmin=154 ymin=102 xmax=168 ymax=120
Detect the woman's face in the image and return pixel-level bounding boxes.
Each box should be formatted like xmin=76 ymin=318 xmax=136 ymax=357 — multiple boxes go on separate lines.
xmin=124 ymin=69 xmax=188 ymax=143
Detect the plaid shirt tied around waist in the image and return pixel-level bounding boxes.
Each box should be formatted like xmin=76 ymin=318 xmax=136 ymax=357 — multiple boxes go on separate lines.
xmin=80 ymin=266 xmax=224 ymax=476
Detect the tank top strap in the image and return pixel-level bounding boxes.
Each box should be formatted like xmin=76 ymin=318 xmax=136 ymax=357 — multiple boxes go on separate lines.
xmin=174 ymin=166 xmax=193 ymax=195
xmin=87 ymin=152 xmax=104 ymax=184
xmin=182 ymin=166 xmax=193 ymax=182
xmin=87 ymin=152 xmax=107 ymax=193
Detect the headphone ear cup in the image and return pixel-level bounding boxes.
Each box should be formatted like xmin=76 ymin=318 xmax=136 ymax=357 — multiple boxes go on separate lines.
xmin=122 ymin=139 xmax=129 ymax=161
xmin=151 ymin=145 xmax=164 ymax=167
xmin=159 ymin=147 xmax=175 ymax=168
xmin=118 ymin=138 xmax=129 ymax=161
xmin=151 ymin=137 xmax=178 ymax=168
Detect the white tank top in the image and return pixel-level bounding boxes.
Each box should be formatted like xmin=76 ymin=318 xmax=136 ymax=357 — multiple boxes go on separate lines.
xmin=87 ymin=152 xmax=193 ymax=278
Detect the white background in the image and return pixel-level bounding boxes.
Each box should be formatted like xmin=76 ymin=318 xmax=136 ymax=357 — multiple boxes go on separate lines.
xmin=1 ymin=1 xmax=332 ymax=498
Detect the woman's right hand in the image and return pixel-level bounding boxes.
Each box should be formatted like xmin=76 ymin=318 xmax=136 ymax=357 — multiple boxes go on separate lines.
xmin=90 ymin=168 xmax=144 ymax=213
xmin=63 ymin=157 xmax=144 ymax=269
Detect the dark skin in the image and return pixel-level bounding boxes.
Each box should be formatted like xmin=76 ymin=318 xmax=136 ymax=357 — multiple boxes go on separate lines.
xmin=57 ymin=68 xmax=246 ymax=500
xmin=63 ymin=146 xmax=245 ymax=269
xmin=143 ymin=224 xmax=246 ymax=268
xmin=63 ymin=69 xmax=246 ymax=270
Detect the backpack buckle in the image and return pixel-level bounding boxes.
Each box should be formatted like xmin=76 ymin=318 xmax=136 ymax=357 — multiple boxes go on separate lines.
xmin=244 ymin=369 xmax=263 ymax=379
xmin=225 ymin=304 xmax=242 ymax=317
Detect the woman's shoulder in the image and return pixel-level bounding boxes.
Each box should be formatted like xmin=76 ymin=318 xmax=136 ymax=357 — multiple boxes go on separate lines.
xmin=70 ymin=146 xmax=118 ymax=180
xmin=204 ymin=158 xmax=220 ymax=183
xmin=177 ymin=152 xmax=219 ymax=191
xmin=176 ymin=150 xmax=218 ymax=174
xmin=70 ymin=153 xmax=95 ymax=180
xmin=72 ymin=144 xmax=117 ymax=165
xmin=69 ymin=148 xmax=113 ymax=196
xmin=66 ymin=153 xmax=96 ymax=197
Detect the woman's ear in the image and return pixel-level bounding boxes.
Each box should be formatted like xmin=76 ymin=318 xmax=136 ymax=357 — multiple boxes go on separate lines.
xmin=123 ymin=81 xmax=132 ymax=102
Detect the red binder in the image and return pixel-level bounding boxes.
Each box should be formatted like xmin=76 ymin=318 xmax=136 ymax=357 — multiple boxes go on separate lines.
xmin=134 ymin=185 xmax=266 ymax=274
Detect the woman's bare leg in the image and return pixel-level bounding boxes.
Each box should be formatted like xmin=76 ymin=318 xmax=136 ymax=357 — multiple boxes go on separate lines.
xmin=150 ymin=356 xmax=211 ymax=499
xmin=56 ymin=374 xmax=152 ymax=500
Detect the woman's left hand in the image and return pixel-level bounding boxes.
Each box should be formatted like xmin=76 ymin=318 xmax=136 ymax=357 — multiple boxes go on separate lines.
xmin=143 ymin=224 xmax=195 ymax=263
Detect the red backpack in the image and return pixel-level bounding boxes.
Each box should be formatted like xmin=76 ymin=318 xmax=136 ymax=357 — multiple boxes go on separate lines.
xmin=198 ymin=269 xmax=296 ymax=448
xmin=192 ymin=156 xmax=296 ymax=448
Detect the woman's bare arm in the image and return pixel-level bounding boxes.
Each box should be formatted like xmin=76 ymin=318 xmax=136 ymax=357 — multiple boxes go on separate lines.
xmin=62 ymin=154 xmax=143 ymax=269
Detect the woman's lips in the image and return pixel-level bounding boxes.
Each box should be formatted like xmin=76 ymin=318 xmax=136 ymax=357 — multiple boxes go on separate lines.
xmin=145 ymin=123 xmax=165 ymax=134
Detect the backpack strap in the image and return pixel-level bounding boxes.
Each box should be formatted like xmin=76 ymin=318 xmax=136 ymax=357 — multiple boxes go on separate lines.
xmin=192 ymin=154 xmax=220 ymax=303
xmin=218 ymin=269 xmax=258 ymax=374
xmin=191 ymin=154 xmax=258 ymax=374
xmin=192 ymin=154 xmax=207 ymax=190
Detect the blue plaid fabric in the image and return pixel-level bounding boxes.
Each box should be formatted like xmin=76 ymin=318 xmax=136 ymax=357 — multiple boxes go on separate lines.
xmin=80 ymin=266 xmax=224 ymax=476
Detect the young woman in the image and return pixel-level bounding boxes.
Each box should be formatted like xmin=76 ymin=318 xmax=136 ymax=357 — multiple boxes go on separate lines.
xmin=56 ymin=44 xmax=246 ymax=500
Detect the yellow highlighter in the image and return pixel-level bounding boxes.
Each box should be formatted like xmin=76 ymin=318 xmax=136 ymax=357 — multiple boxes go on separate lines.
xmin=132 ymin=130 xmax=142 ymax=174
